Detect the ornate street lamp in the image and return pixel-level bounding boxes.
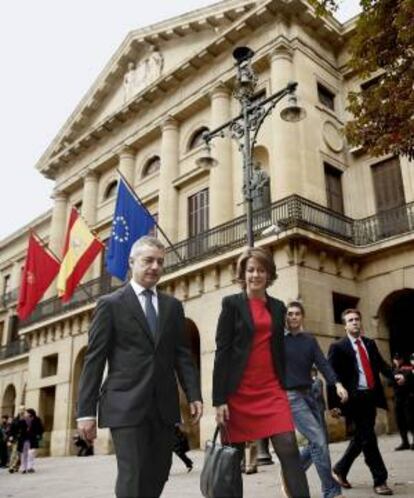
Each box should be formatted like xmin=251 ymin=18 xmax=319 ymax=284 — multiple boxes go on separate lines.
xmin=196 ymin=46 xmax=306 ymax=247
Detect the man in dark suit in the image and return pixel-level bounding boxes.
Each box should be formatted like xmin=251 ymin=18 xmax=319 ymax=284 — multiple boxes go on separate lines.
xmin=328 ymin=308 xmax=404 ymax=496
xmin=77 ymin=236 xmax=202 ymax=498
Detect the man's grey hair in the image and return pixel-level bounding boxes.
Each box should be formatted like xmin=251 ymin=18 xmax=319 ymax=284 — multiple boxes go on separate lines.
xmin=129 ymin=236 xmax=165 ymax=259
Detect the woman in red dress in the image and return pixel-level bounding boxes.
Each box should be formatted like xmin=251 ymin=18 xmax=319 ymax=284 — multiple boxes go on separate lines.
xmin=213 ymin=247 xmax=310 ymax=498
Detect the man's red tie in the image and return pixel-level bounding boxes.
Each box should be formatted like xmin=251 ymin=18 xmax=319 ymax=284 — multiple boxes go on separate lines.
xmin=355 ymin=338 xmax=375 ymax=389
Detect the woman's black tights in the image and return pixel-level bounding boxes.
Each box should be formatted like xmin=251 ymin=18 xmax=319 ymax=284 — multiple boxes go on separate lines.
xmin=270 ymin=431 xmax=310 ymax=498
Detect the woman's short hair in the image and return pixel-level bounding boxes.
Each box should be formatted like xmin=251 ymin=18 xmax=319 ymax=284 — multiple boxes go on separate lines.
xmin=236 ymin=247 xmax=276 ymax=288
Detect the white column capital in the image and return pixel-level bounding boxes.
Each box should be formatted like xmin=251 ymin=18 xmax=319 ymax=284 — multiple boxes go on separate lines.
xmin=82 ymin=168 xmax=98 ymax=182
xmin=51 ymin=189 xmax=68 ymax=202
xmin=117 ymin=145 xmax=136 ymax=160
xmin=161 ymin=116 xmax=179 ymax=133
xmin=269 ymin=42 xmax=294 ymax=64
xmin=210 ymin=82 xmax=231 ymax=100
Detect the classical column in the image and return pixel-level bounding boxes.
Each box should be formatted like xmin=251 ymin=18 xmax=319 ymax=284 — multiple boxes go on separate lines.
xmin=158 ymin=116 xmax=179 ymax=242
xmin=118 ymin=146 xmax=136 ymax=185
xmin=81 ymin=169 xmax=99 ymax=281
xmin=49 ymin=190 xmax=68 ymax=258
xmin=81 ymin=169 xmax=98 ymax=226
xmin=209 ymin=84 xmax=234 ymax=226
xmin=50 ymin=381 xmax=71 ymax=456
xmin=269 ymin=44 xmax=302 ymax=200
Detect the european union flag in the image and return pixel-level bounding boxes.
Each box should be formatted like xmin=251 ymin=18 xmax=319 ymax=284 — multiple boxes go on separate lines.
xmin=106 ymin=178 xmax=155 ymax=280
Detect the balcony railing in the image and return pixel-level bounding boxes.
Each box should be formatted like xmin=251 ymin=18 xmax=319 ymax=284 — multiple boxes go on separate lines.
xmin=17 ymin=195 xmax=414 ymax=328
xmin=164 ymin=195 xmax=355 ymax=271
xmin=20 ymin=274 xmax=118 ymax=327
xmin=353 ymin=202 xmax=414 ymax=245
xmin=0 ymin=338 xmax=30 ymax=361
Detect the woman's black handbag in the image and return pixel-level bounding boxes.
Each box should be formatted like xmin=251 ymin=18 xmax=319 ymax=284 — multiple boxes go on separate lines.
xmin=200 ymin=425 xmax=243 ymax=498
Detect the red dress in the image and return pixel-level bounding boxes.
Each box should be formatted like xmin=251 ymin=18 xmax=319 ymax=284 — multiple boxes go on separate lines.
xmin=226 ymin=298 xmax=294 ymax=443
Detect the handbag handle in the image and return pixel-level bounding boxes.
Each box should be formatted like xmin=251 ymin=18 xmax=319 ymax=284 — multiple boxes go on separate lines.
xmin=213 ymin=424 xmax=231 ymax=446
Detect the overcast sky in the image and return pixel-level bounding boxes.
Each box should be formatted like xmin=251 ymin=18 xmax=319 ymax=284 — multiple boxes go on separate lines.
xmin=0 ymin=0 xmax=361 ymax=241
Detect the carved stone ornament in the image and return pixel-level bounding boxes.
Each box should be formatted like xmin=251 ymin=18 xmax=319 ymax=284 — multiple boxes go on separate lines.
xmin=123 ymin=47 xmax=164 ymax=102
xmin=322 ymin=120 xmax=344 ymax=153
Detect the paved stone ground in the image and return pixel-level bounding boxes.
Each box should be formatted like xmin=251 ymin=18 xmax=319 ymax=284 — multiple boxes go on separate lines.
xmin=2 ymin=434 xmax=414 ymax=497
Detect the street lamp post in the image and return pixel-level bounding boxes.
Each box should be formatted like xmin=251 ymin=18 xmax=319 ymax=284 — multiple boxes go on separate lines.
xmin=197 ymin=46 xmax=306 ymax=247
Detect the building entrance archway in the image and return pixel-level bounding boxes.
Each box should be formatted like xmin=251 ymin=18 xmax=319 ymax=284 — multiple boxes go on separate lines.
xmin=2 ymin=384 xmax=16 ymax=417
xmin=378 ymin=289 xmax=414 ymax=360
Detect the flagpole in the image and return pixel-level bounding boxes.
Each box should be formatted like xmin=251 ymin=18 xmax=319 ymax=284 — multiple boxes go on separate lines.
xmin=31 ymin=230 xmax=61 ymax=264
xmin=116 ymin=169 xmax=183 ymax=262
xmin=31 ymin=229 xmax=96 ymax=302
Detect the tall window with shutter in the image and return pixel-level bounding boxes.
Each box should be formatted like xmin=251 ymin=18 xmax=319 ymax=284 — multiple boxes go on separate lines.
xmin=188 ymin=189 xmax=209 ymax=237
xmin=188 ymin=189 xmax=209 ymax=256
xmin=371 ymin=157 xmax=407 ymax=236
xmin=324 ymin=163 xmax=344 ymax=214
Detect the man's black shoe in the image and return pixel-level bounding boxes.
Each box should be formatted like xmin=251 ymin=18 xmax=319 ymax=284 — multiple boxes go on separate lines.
xmin=374 ymin=483 xmax=393 ymax=495
xmin=394 ymin=442 xmax=410 ymax=451
xmin=332 ymin=470 xmax=352 ymax=489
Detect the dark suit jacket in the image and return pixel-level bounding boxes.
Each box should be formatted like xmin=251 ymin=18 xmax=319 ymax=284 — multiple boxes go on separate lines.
xmin=327 ymin=335 xmax=393 ymax=416
xmin=77 ymin=284 xmax=201 ymax=428
xmin=212 ymin=292 xmax=287 ymax=407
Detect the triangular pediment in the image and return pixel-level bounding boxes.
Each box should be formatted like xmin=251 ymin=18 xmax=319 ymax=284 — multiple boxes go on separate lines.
xmin=36 ymin=0 xmax=259 ymax=172
xmin=37 ymin=0 xmax=346 ymax=177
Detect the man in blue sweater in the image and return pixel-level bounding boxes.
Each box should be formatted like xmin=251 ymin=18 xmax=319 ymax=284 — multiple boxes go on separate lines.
xmin=285 ymin=301 xmax=348 ymax=498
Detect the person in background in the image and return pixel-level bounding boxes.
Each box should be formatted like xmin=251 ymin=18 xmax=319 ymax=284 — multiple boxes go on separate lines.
xmin=0 ymin=415 xmax=10 ymax=467
xmin=73 ymin=433 xmax=94 ymax=456
xmin=172 ymin=424 xmax=193 ymax=472
xmin=241 ymin=441 xmax=258 ymax=475
xmin=284 ymin=301 xmax=347 ymax=498
xmin=7 ymin=405 xmax=26 ymax=474
xmin=328 ymin=309 xmax=405 ymax=496
xmin=392 ymin=353 xmax=414 ymax=451
xmin=19 ymin=408 xmax=44 ymax=473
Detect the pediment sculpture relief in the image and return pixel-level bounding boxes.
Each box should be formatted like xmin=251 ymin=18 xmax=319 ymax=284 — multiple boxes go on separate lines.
xmin=123 ymin=47 xmax=164 ymax=102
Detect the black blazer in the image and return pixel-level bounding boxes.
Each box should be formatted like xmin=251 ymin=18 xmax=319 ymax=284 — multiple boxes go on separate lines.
xmin=77 ymin=284 xmax=201 ymax=428
xmin=212 ymin=292 xmax=287 ymax=407
xmin=327 ymin=335 xmax=393 ymax=415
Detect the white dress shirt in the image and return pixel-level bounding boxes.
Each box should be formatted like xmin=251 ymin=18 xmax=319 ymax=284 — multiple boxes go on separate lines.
xmin=347 ymin=334 xmax=370 ymax=390
xmin=130 ymin=279 xmax=159 ymax=315
xmin=77 ymin=280 xmax=159 ymax=422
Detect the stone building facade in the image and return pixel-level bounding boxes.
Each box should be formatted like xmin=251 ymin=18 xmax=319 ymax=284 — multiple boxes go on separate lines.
xmin=1 ymin=0 xmax=413 ymax=456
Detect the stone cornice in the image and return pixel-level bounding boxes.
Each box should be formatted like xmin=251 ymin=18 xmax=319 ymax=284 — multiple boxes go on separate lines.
xmin=52 ymin=33 xmax=347 ymax=196
xmin=35 ymin=0 xmax=257 ymax=175
xmin=0 ymin=210 xmax=52 ymax=249
xmin=36 ymin=0 xmax=353 ymax=179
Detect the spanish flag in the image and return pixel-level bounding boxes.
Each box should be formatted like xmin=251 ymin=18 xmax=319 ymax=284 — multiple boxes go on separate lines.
xmin=57 ymin=208 xmax=104 ymax=302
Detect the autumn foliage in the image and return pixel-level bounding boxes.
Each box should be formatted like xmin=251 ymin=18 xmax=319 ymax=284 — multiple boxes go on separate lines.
xmin=311 ymin=0 xmax=414 ymax=159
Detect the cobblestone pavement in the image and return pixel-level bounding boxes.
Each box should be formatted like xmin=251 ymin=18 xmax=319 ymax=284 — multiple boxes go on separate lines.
xmin=2 ymin=434 xmax=414 ymax=497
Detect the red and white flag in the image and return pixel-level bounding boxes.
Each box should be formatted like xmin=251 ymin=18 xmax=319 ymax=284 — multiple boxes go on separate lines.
xmin=17 ymin=233 xmax=60 ymax=320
